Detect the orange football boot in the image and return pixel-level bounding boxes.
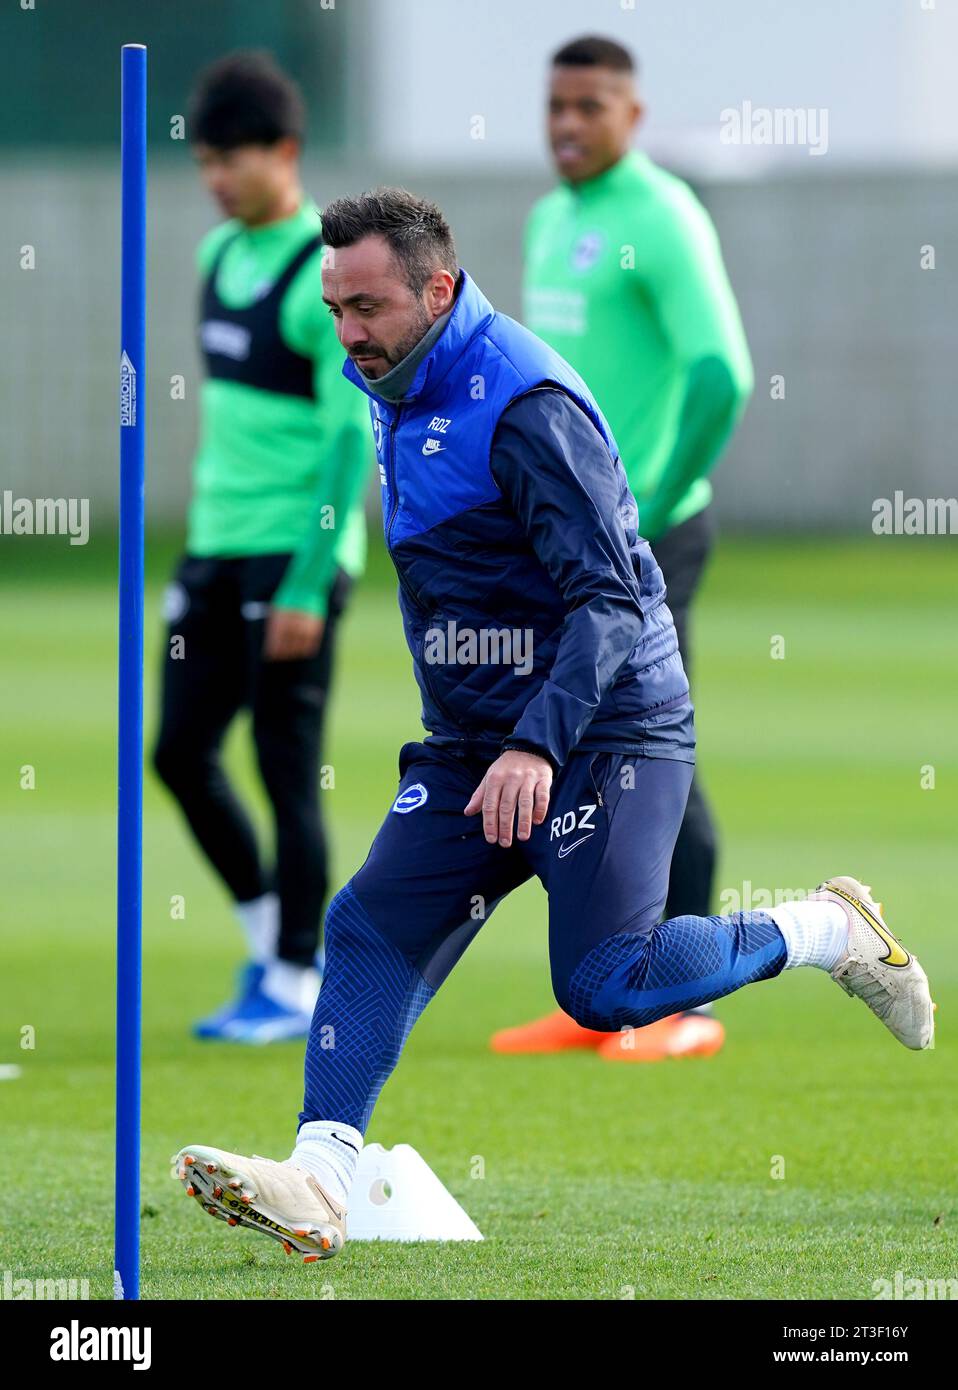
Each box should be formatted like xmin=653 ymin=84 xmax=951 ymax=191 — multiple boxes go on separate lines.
xmin=596 ymin=1011 xmax=725 ymax=1062
xmin=490 ymin=1009 xmax=610 ymax=1053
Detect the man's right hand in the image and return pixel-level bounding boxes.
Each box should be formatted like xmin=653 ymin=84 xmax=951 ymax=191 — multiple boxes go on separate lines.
xmin=463 ymin=749 xmax=553 ymax=847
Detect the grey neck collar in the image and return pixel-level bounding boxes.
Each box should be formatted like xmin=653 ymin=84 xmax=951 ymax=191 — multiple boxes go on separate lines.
xmin=355 ymin=300 xmax=455 ymax=404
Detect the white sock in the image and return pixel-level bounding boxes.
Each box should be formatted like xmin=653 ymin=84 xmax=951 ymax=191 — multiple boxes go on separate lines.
xmin=291 ymin=1122 xmax=363 ymax=1207
xmin=234 ymin=892 xmax=280 ymax=963
xmin=261 ymin=959 xmax=320 ymax=1014
xmin=770 ymin=900 xmax=849 ymax=971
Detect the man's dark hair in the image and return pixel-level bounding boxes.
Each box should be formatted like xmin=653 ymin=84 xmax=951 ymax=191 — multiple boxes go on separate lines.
xmin=188 ymin=51 xmax=306 ymax=149
xmin=551 ymin=35 xmax=637 ymax=75
xmin=320 ymin=187 xmax=459 ymax=296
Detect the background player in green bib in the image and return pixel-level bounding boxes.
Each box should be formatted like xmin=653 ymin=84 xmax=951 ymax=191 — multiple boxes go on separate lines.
xmin=493 ymin=35 xmax=753 ymax=1061
xmin=153 ymin=52 xmax=371 ymax=1043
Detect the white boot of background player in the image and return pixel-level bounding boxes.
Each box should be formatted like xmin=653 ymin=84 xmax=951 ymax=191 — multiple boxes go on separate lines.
xmin=193 ymin=892 xmax=321 ymax=1042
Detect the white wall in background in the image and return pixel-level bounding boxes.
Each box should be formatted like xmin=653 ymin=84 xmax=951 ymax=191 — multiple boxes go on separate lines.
xmin=362 ymin=0 xmax=958 ymax=174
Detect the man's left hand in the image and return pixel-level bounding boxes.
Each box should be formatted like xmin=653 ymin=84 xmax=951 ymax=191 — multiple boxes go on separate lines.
xmin=464 ymin=749 xmax=553 ymax=847
xmin=263 ymin=608 xmax=325 ymax=661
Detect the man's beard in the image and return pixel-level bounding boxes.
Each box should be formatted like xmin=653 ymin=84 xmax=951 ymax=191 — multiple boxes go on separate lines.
xmin=354 ymin=301 xmax=433 ymax=371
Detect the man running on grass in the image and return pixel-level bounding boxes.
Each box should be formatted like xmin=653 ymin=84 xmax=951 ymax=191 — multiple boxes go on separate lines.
xmin=173 ymin=189 xmax=934 ymax=1263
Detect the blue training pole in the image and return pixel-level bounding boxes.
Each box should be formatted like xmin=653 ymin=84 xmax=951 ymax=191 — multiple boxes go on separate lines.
xmin=115 ymin=42 xmax=146 ymax=1302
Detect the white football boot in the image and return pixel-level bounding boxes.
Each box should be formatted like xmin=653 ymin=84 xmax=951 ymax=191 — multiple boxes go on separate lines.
xmin=809 ymin=876 xmax=935 ymax=1050
xmin=172 ymin=1144 xmax=346 ymax=1262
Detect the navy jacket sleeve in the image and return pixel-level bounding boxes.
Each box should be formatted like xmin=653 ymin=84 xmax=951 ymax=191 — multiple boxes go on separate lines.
xmin=490 ymin=387 xmax=645 ymax=770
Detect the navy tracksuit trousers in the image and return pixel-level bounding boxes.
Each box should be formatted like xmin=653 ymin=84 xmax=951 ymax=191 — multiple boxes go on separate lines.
xmin=299 ymin=739 xmax=786 ymax=1134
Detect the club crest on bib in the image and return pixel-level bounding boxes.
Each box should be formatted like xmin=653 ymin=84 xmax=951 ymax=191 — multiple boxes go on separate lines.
xmin=392 ymin=782 xmax=429 ymax=814
xmin=162 ymin=581 xmax=189 ymax=624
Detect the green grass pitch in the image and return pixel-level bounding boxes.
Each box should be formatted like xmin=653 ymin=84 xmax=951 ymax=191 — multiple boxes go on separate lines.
xmin=1 ymin=534 xmax=955 ymax=1300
